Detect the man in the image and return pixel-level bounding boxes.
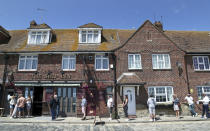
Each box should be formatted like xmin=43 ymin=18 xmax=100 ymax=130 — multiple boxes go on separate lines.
xmin=50 ymin=95 xmax=57 ymax=120
xmin=81 ymin=95 xmax=87 ymax=120
xmin=107 ymin=95 xmax=113 ymax=121
xmin=185 ymin=93 xmax=198 ymax=117
xmin=17 ymin=94 xmax=26 ymax=118
xmin=147 ymin=94 xmax=156 ymax=121
xmin=200 ymin=93 xmax=209 ymax=119
xmin=54 ymin=95 xmax=60 ymax=118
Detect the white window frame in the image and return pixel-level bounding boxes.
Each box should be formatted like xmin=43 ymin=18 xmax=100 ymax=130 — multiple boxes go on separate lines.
xmin=128 ymin=54 xmax=142 ymax=70
xmin=62 ymin=54 xmax=76 ymax=71
xmin=79 ymin=28 xmax=102 ymax=44
xmin=95 ymin=54 xmax=109 ymax=71
xmin=193 ymin=56 xmax=210 ymax=71
xmin=148 ymin=86 xmax=174 ymax=104
xmin=197 ymin=86 xmax=210 ymax=100
xmin=152 ymin=54 xmax=171 ymax=69
xmin=27 ymin=29 xmax=51 ymax=45
xmin=18 ymin=55 xmax=38 ymax=71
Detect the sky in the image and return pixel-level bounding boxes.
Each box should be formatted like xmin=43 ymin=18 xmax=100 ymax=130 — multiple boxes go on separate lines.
xmin=0 ymin=0 xmax=210 ymax=31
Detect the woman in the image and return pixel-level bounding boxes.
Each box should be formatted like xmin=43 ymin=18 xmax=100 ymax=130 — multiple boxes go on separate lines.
xmin=9 ymin=95 xmax=16 ymax=117
xmin=123 ymin=95 xmax=128 ymax=120
xmin=173 ymin=94 xmax=180 ymax=118
xmin=147 ymin=94 xmax=156 ymax=121
xmin=26 ymin=95 xmax=32 ymax=117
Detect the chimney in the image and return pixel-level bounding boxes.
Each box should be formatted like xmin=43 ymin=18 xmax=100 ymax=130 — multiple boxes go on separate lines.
xmin=154 ymin=21 xmax=163 ymax=31
xmin=30 ymin=20 xmax=37 ymax=28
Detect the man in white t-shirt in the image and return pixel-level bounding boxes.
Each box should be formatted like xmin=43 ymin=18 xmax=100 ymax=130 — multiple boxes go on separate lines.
xmin=107 ymin=95 xmax=113 ymax=121
xmin=185 ymin=94 xmax=198 ymax=117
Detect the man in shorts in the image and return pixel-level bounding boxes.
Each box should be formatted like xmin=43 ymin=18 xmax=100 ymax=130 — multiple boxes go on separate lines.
xmin=147 ymin=94 xmax=156 ymax=121
xmin=17 ymin=94 xmax=26 ymax=118
xmin=81 ymin=95 xmax=87 ymax=120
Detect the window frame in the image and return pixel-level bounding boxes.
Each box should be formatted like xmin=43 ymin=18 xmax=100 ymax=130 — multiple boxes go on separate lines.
xmin=152 ymin=54 xmax=171 ymax=69
xmin=128 ymin=54 xmax=142 ymax=70
xmin=95 ymin=54 xmax=109 ymax=71
xmin=27 ymin=29 xmax=51 ymax=45
xmin=197 ymin=86 xmax=210 ymax=100
xmin=148 ymin=86 xmax=174 ymax=104
xmin=79 ymin=28 xmax=102 ymax=44
xmin=193 ymin=56 xmax=210 ymax=71
xmin=62 ymin=54 xmax=76 ymax=71
xmin=18 ymin=55 xmax=38 ymax=71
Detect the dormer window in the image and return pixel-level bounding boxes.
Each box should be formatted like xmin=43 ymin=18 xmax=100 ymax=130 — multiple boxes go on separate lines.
xmin=80 ymin=29 xmax=101 ymax=43
xmin=27 ymin=20 xmax=52 ymax=45
xmin=78 ymin=23 xmax=102 ymax=44
xmin=28 ymin=30 xmax=51 ymax=44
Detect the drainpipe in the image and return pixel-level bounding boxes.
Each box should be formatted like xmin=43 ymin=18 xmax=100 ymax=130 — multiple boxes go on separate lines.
xmin=0 ymin=54 xmax=9 ymax=112
xmin=111 ymin=53 xmax=118 ymax=119
xmin=184 ymin=55 xmax=190 ymax=93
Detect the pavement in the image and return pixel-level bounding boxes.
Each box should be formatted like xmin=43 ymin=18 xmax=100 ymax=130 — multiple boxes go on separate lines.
xmin=0 ymin=115 xmax=209 ymax=124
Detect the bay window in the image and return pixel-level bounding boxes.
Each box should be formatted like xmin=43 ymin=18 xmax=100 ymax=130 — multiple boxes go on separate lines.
xmin=148 ymin=86 xmax=173 ymax=103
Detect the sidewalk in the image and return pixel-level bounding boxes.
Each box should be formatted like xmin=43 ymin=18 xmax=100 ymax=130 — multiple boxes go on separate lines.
xmin=0 ymin=115 xmax=209 ymax=124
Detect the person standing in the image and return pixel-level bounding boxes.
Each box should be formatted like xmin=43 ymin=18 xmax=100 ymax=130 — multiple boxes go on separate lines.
xmin=17 ymin=94 xmax=26 ymax=118
xmin=107 ymin=95 xmax=113 ymax=121
xmin=147 ymin=94 xmax=156 ymax=121
xmin=123 ymin=95 xmax=129 ymax=120
xmin=200 ymin=94 xmax=209 ymax=119
xmin=185 ymin=93 xmax=198 ymax=117
xmin=50 ymin=95 xmax=57 ymax=120
xmin=81 ymin=95 xmax=87 ymax=120
xmin=173 ymin=94 xmax=180 ymax=118
xmin=9 ymin=95 xmax=16 ymax=117
xmin=54 ymin=95 xmax=60 ymax=118
xmin=26 ymin=95 xmax=32 ymax=117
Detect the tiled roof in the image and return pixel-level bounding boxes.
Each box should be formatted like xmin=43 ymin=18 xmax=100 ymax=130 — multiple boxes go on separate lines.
xmin=0 ymin=29 xmax=134 ymax=52
xmin=117 ymin=73 xmax=145 ymax=85
xmin=0 ymin=25 xmax=10 ymax=38
xmin=78 ymin=23 xmax=103 ymax=28
xmin=165 ymin=31 xmax=210 ymax=53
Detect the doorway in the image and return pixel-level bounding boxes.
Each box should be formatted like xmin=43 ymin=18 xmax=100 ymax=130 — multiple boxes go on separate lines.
xmin=123 ymin=87 xmax=136 ymax=115
xmin=32 ymin=87 xmax=43 ymax=116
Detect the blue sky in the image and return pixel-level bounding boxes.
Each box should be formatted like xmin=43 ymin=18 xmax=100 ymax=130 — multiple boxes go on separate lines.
xmin=1 ymin=0 xmax=210 ymax=31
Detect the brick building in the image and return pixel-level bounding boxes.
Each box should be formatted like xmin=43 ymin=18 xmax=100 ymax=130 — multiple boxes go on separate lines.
xmin=0 ymin=20 xmax=210 ymax=117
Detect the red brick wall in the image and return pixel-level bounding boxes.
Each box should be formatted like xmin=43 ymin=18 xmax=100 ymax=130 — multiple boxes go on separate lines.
xmin=115 ymin=21 xmax=188 ymax=106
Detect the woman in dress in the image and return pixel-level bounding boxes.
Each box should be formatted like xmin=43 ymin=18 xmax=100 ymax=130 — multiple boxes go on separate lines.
xmin=123 ymin=95 xmax=128 ymax=119
xmin=173 ymin=94 xmax=180 ymax=118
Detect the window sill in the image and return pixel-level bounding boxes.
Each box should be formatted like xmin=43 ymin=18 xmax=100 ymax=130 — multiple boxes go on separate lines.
xmin=156 ymin=102 xmax=173 ymax=105
xmin=18 ymin=70 xmax=37 ymax=72
xmin=62 ymin=69 xmax=76 ymax=72
xmin=27 ymin=43 xmax=49 ymax=45
xmin=146 ymin=40 xmax=152 ymax=42
xmin=194 ymin=70 xmax=210 ymax=72
xmin=95 ymin=69 xmax=109 ymax=71
xmin=153 ymin=69 xmax=172 ymax=71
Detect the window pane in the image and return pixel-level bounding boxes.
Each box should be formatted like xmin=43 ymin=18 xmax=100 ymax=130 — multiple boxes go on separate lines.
xmin=62 ymin=59 xmax=68 ymax=69
xmin=69 ymin=59 xmax=75 ymax=69
xmin=128 ymin=55 xmax=134 ymax=69
xmin=135 ymin=55 xmax=141 ymax=68
xmin=158 ymin=55 xmax=164 ymax=69
xmin=148 ymin=88 xmax=154 ymax=96
xmin=82 ymin=34 xmax=86 ymax=42
xmin=152 ymin=55 xmax=157 ymax=69
xmin=87 ymin=34 xmax=92 ymax=43
xmin=96 ymin=59 xmax=101 ymax=69
xmin=164 ymin=55 xmax=170 ymax=68
xmin=156 ymin=95 xmax=166 ymax=102
xmin=93 ymin=34 xmax=98 ymax=43
xmin=193 ymin=57 xmax=198 ymax=69
xmin=32 ymin=59 xmax=37 ymax=69
xmin=103 ymin=59 xmax=108 ymax=69
xmin=167 ymin=87 xmax=172 ymax=101
xmin=25 ymin=59 xmax=32 ymax=69
xmin=204 ymin=57 xmax=209 ymax=69
xmin=19 ymin=59 xmax=25 ymax=69
xmin=30 ymin=35 xmax=36 ymax=44
xmin=198 ymin=57 xmax=203 ymax=63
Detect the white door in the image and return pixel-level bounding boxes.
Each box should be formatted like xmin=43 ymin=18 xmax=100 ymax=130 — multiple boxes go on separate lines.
xmin=123 ymin=87 xmax=136 ymax=115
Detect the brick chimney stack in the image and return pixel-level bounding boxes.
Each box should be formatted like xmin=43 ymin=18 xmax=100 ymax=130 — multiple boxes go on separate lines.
xmin=30 ymin=20 xmax=37 ymax=28
xmin=154 ymin=21 xmax=163 ymax=31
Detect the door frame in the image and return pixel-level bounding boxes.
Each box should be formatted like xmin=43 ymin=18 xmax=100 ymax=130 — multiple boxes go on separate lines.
xmin=123 ymin=86 xmax=136 ymax=115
